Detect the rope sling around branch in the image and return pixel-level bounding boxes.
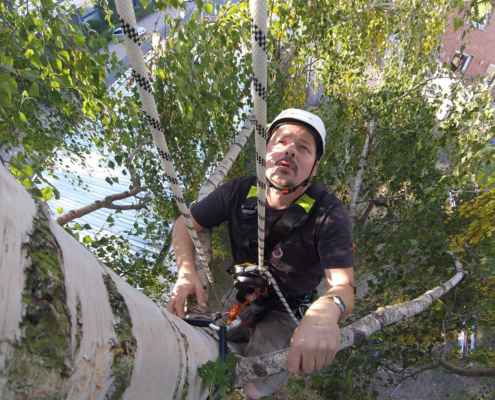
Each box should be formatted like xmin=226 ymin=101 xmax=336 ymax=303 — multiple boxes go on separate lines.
xmin=113 ymin=0 xmax=213 ymax=284
xmin=250 ymin=0 xmax=299 ymax=324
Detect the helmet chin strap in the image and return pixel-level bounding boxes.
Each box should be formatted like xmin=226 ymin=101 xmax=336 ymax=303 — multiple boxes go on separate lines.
xmin=267 ymin=162 xmax=317 ymax=195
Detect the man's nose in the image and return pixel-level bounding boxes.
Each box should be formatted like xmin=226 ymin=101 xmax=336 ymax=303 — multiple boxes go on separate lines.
xmin=285 ymin=150 xmax=295 ymax=158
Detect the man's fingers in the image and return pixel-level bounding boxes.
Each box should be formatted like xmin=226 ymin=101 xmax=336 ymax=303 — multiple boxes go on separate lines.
xmin=166 ymin=295 xmax=177 ymax=315
xmin=314 ymin=351 xmax=329 ymax=371
xmin=301 ymin=349 xmax=317 ymax=374
xmin=286 ymin=344 xmax=303 ymax=374
xmin=174 ymin=293 xmax=187 ymax=318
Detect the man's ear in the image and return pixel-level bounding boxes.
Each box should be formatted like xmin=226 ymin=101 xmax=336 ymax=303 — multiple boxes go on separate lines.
xmin=312 ymin=161 xmax=319 ymax=177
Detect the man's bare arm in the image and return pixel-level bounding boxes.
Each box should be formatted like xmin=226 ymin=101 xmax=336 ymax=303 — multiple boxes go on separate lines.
xmin=166 ymin=212 xmax=206 ymax=318
xmin=286 ymin=267 xmax=355 ymax=374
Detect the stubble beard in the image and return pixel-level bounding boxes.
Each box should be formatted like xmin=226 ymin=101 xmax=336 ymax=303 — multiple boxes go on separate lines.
xmin=268 ymin=156 xmax=299 ymax=188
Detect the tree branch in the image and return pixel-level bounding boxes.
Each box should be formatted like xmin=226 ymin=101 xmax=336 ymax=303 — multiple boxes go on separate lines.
xmin=357 ymin=200 xmax=375 ymax=226
xmin=372 ymin=77 xmax=466 ymax=118
xmin=357 ymin=192 xmax=413 ymax=203
xmin=339 ymin=2 xmax=401 ymax=21
xmin=358 ymin=219 xmax=407 ymax=235
xmin=348 ymin=118 xmax=375 ymax=226
xmin=438 ymin=359 xmax=495 ymax=377
xmin=233 ymin=259 xmax=467 ymax=387
xmin=185 ymin=114 xmax=255 ymax=317
xmin=56 ymin=140 xmax=152 ymax=226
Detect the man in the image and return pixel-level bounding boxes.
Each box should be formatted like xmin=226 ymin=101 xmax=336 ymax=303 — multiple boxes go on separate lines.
xmin=167 ymin=109 xmax=355 ymax=399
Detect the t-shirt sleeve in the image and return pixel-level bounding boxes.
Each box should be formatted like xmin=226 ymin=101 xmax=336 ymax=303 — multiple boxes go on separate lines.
xmin=317 ymin=202 xmax=355 ymax=269
xmin=190 ymin=179 xmax=234 ymax=228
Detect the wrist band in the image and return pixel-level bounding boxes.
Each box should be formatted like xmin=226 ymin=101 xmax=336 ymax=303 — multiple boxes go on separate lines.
xmin=319 ymin=295 xmax=346 ymax=318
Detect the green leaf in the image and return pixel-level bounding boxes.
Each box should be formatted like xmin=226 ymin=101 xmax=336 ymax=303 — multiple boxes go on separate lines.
xmin=40 ymin=0 xmax=54 ymax=9
xmin=59 ymin=51 xmax=70 ymax=62
xmin=83 ymin=235 xmax=95 ymax=244
xmin=48 ymin=90 xmax=63 ymax=106
xmin=204 ymin=4 xmax=213 ymax=15
xmin=57 ymin=207 xmax=64 ymax=214
xmin=74 ymin=34 xmax=86 ymax=46
xmin=1 ymin=63 xmax=17 ymax=75
xmin=453 ymin=18 xmax=463 ymax=32
xmin=478 ymin=1 xmax=492 ymax=18
xmin=0 ymin=87 xmax=12 ymax=107
xmin=408 ymin=239 xmax=418 ymax=245
xmin=18 ymin=112 xmax=27 ymax=123
xmin=25 ymin=48 xmax=34 ymax=59
xmin=29 ymin=82 xmax=40 ymax=97
xmin=454 ymin=0 xmax=464 ymax=10
xmin=21 ymin=178 xmax=33 ymax=188
xmin=474 ymin=354 xmax=488 ymax=364
xmin=453 ymin=344 xmax=462 ymax=351
xmin=41 ymin=186 xmax=53 ymax=200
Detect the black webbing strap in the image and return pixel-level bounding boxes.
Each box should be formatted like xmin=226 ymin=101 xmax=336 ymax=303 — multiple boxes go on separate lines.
xmin=241 ymin=181 xmax=328 ymax=258
xmin=264 ymin=182 xmax=327 ymax=253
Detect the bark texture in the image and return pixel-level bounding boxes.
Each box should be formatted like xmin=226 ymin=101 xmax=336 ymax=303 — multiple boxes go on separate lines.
xmin=438 ymin=359 xmax=495 ymax=377
xmin=0 ymin=165 xmax=219 ymax=399
xmin=348 ymin=118 xmax=375 ymax=226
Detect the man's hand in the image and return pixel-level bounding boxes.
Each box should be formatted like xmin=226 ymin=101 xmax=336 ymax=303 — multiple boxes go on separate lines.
xmin=166 ymin=273 xmax=207 ymax=318
xmin=286 ymin=306 xmax=342 ymax=374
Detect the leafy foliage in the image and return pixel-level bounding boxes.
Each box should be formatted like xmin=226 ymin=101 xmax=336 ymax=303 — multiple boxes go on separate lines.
xmin=2 ymin=0 xmax=495 ymax=396
xmin=197 ymin=354 xmax=239 ymax=399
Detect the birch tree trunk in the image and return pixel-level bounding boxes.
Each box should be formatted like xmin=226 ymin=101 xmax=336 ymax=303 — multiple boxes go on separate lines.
xmin=0 ymin=164 xmax=218 ymax=400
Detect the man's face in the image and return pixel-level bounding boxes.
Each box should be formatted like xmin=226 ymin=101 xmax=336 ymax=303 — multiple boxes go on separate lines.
xmin=266 ymin=123 xmax=318 ymax=189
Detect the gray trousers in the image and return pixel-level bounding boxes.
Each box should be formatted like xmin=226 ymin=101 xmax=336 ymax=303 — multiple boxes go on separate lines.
xmin=217 ymin=287 xmax=298 ymax=396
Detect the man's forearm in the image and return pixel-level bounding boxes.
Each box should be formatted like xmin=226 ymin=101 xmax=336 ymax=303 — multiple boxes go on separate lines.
xmin=305 ymin=283 xmax=355 ymax=323
xmin=172 ymin=216 xmax=198 ymax=277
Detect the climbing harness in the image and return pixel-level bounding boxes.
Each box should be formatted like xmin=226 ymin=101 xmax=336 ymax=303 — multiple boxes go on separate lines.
xmin=227 ymin=181 xmax=328 ymax=323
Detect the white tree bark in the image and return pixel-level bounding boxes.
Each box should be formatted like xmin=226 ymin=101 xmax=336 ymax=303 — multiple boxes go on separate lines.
xmin=187 ymin=114 xmax=255 ymax=317
xmin=0 ymin=165 xmax=218 ymax=399
xmin=349 ymin=118 xmax=375 ymax=226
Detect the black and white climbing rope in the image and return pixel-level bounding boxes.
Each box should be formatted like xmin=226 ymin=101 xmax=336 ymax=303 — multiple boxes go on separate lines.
xmin=115 ymin=0 xmax=297 ymax=322
xmin=114 ymin=0 xmax=213 ymax=283
xmin=250 ymin=0 xmax=298 ymax=324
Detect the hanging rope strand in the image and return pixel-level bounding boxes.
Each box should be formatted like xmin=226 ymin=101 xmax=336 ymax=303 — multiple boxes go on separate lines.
xmin=250 ymin=0 xmax=268 ymax=273
xmin=250 ymin=0 xmax=298 ymax=324
xmin=114 ymin=0 xmax=213 ymax=283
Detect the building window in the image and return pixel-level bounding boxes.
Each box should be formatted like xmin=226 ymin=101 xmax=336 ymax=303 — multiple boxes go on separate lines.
xmin=472 ymin=10 xmax=491 ymax=30
xmin=451 ymin=52 xmax=472 ymax=72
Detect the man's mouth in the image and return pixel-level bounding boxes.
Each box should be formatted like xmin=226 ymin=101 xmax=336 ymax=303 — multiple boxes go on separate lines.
xmin=275 ymin=157 xmax=297 ymax=172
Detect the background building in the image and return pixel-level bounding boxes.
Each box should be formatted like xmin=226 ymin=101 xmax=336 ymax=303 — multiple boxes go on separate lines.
xmin=440 ymin=10 xmax=495 ymax=95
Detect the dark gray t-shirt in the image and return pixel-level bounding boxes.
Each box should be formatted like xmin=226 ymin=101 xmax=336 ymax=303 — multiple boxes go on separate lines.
xmin=191 ymin=176 xmax=355 ymax=295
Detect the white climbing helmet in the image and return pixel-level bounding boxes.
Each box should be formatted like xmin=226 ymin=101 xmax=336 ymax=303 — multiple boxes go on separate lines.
xmin=267 ymin=108 xmax=326 ymax=160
